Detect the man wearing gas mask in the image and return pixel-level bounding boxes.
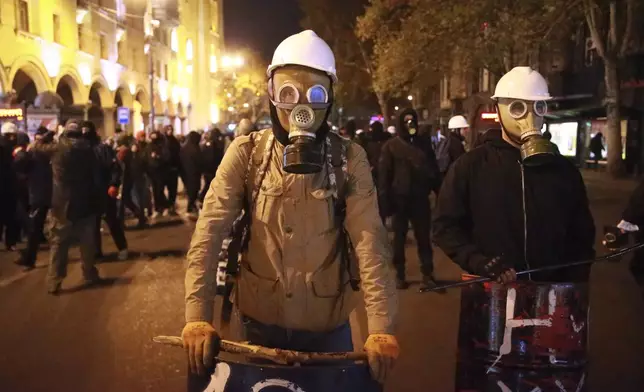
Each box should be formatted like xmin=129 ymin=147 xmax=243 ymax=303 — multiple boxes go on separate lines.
xmin=183 ymin=30 xmax=399 ymax=386
xmin=379 ymin=108 xmax=441 ymax=290
xmin=433 ymin=66 xmax=595 ymax=284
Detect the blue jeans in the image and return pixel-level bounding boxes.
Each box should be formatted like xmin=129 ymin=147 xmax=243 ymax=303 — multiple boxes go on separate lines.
xmin=240 ymin=315 xmax=354 ymax=352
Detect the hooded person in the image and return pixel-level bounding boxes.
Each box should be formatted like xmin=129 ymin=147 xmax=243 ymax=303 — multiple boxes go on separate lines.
xmin=163 ymin=125 xmax=181 ymax=215
xmin=435 ymin=115 xmax=468 ymax=176
xmin=432 ymin=66 xmax=595 ymax=285
xmin=182 ymin=30 xmax=399 ymax=387
xmin=30 ymin=119 xmax=103 ymax=294
xmin=81 ymin=121 xmax=128 ymax=261
xmin=180 ymin=130 xmax=204 ymax=215
xmin=378 ymin=108 xmax=442 ymax=290
xmin=145 ymin=130 xmax=171 ymax=217
xmin=199 ymin=127 xmax=226 ymax=203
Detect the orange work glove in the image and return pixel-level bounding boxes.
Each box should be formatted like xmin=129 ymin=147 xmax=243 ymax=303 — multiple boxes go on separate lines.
xmin=181 ymin=321 xmax=220 ymax=375
xmin=107 ymin=186 xmax=119 ymax=198
xmin=364 ymin=334 xmax=400 ymax=384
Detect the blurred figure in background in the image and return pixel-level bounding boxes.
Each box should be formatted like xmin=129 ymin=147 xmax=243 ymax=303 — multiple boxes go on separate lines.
xmin=180 ymin=131 xmax=203 ymax=216
xmin=132 ymin=131 xmax=152 ymax=217
xmin=163 ymin=125 xmax=182 ymax=216
xmin=199 ymin=127 xmax=225 ymax=203
xmin=0 ymin=122 xmax=20 ymax=251
xmin=31 ymin=119 xmax=102 ymax=295
xmin=146 ymin=130 xmax=170 ymax=218
xmin=82 ymin=121 xmax=128 ymax=261
xmin=235 ymin=118 xmax=254 ymax=138
xmin=116 ymin=138 xmax=147 ymax=229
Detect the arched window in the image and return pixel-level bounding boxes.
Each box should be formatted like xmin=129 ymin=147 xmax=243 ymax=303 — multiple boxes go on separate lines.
xmin=170 ymin=28 xmax=178 ymax=52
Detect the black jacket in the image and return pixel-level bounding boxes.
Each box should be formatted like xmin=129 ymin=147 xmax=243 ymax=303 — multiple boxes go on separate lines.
xmin=13 ymin=143 xmax=53 ymax=208
xmin=145 ymin=133 xmax=170 ymax=175
xmin=201 ymin=130 xmax=225 ymax=175
xmin=164 ymin=133 xmax=182 ymax=170
xmin=357 ymin=127 xmax=391 ymax=180
xmin=180 ymin=131 xmax=203 ymax=184
xmin=432 ymin=130 xmax=595 ymax=282
xmin=32 ymin=134 xmax=99 ymax=222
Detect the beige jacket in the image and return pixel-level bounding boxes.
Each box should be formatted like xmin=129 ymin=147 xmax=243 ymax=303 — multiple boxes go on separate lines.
xmin=185 ymin=129 xmax=398 ymax=334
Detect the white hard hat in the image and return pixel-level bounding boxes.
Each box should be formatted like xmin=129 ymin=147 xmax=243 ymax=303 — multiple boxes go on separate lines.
xmin=491 ymin=66 xmax=552 ymax=101
xmin=1 ymin=122 xmax=17 ymax=134
xmin=448 ymin=115 xmax=469 ymax=129
xmin=267 ymin=30 xmax=337 ymax=82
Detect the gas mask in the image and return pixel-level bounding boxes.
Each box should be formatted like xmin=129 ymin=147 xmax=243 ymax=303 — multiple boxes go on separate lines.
xmin=405 ymin=116 xmax=418 ymax=136
xmin=269 ymin=65 xmax=332 ymax=174
xmin=497 ymin=98 xmax=556 ymax=166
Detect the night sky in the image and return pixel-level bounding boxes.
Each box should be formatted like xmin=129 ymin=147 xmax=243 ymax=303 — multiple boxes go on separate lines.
xmin=223 ymin=0 xmax=303 ymax=62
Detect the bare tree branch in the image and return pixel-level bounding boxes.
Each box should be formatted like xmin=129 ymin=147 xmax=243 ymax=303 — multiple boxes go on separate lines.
xmin=609 ymin=1 xmax=617 ymax=50
xmin=619 ymin=0 xmax=635 ymax=57
xmin=584 ymin=0 xmax=607 ymax=58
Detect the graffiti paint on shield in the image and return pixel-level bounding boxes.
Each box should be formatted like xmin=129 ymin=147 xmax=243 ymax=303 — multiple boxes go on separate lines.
xmin=204 ymin=363 xmax=307 ymax=392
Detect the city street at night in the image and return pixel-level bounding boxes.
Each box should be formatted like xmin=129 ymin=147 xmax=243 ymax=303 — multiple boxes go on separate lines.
xmin=1 ymin=172 xmax=643 ymax=392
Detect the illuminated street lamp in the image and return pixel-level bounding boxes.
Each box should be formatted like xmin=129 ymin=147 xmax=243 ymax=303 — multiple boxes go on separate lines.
xmin=228 ymin=106 xmax=235 ymax=112
xmin=221 ymin=54 xmax=245 ymax=69
xmin=394 ymin=106 xmax=399 ymax=111
xmin=243 ymin=103 xmax=249 ymax=108
xmin=407 ymin=95 xmax=413 ymax=101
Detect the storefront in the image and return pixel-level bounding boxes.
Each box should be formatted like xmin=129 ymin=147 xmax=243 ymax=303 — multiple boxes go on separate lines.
xmin=0 ymin=106 xmax=26 ymax=133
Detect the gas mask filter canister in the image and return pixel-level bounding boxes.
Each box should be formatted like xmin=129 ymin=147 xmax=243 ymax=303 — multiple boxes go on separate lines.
xmin=283 ymin=104 xmax=324 ymax=174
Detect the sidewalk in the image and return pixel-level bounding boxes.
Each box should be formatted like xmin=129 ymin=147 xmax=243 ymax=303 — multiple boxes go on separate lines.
xmin=580 ymin=168 xmax=639 ymax=193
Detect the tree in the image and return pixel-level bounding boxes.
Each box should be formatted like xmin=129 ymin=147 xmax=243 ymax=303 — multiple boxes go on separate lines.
xmin=217 ymin=49 xmax=269 ymax=123
xmin=299 ymin=0 xmax=390 ymax=124
xmin=582 ymin=0 xmax=637 ymax=176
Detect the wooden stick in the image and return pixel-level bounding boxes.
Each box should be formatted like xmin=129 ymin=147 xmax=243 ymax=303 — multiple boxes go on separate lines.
xmin=153 ymin=336 xmax=368 ymax=365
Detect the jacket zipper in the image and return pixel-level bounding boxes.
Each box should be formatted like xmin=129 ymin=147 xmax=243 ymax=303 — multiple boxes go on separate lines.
xmin=520 ymin=162 xmax=532 ymax=280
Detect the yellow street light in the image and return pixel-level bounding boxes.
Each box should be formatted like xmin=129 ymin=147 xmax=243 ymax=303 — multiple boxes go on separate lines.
xmin=228 ymin=106 xmax=235 ymax=112
xmin=243 ymin=103 xmax=249 ymax=108
xmin=394 ymin=106 xmax=399 ymax=111
xmin=407 ymin=95 xmax=413 ymax=101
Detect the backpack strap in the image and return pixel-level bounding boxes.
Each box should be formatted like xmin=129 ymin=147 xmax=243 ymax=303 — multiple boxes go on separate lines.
xmin=245 ymin=129 xmax=275 ymax=209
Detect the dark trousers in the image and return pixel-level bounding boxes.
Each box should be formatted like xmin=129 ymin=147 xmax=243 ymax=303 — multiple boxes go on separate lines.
xmin=95 ymin=197 xmax=128 ymax=255
xmin=199 ymin=173 xmax=215 ymax=202
xmin=150 ymin=174 xmax=168 ymax=213
xmin=187 ymin=316 xmax=354 ymax=392
xmin=164 ymin=168 xmax=179 ymax=206
xmin=392 ymin=195 xmax=434 ymax=279
xmin=21 ymin=206 xmax=49 ymax=266
xmin=119 ymin=182 xmax=145 ymax=224
xmin=185 ymin=175 xmax=201 ymax=212
xmin=48 ymin=215 xmax=98 ymax=287
xmin=1 ymin=211 xmax=20 ymax=248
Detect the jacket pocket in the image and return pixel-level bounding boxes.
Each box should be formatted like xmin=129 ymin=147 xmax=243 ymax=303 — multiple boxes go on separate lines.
xmin=236 ymin=264 xmax=280 ymax=324
xmin=306 ymin=262 xmax=357 ymax=330
xmin=308 ymin=188 xmax=336 ymax=235
xmin=255 ymin=183 xmax=283 ymax=224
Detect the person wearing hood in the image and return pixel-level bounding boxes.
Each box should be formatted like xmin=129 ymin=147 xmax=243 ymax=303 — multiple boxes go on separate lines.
xmin=145 ymin=130 xmax=171 ymax=218
xmin=14 ymin=127 xmax=54 ymax=269
xmin=163 ymin=125 xmax=182 ymax=215
xmin=115 ymin=135 xmax=147 ymax=228
xmin=432 ymin=67 xmax=595 ymax=284
xmin=30 ymin=119 xmax=103 ymax=294
xmin=0 ymin=122 xmax=21 ymax=251
xmin=435 ymin=115 xmax=467 ymax=177
xmin=81 ymin=121 xmax=128 ymax=261
xmin=182 ymin=30 xmax=399 ymax=388
xmin=180 ymin=131 xmax=204 ymax=215
xmin=199 ymin=127 xmax=226 ymax=203
xmin=132 ymin=130 xmax=152 ymax=217
xmin=357 ymin=121 xmax=391 ymax=223
xmin=378 ymin=108 xmax=442 ymax=290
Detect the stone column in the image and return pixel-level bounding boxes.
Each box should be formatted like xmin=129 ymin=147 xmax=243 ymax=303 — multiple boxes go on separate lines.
xmin=102 ymin=107 xmax=116 ymax=138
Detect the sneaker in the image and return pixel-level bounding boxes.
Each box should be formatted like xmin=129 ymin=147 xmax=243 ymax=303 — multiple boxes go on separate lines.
xmin=420 ymin=276 xmax=443 ymax=293
xmin=47 ymin=282 xmax=62 ymax=295
xmin=117 ymin=249 xmax=129 ymax=261
xmin=396 ymin=278 xmax=409 ymax=290
xmin=151 ymin=211 xmax=161 ymax=219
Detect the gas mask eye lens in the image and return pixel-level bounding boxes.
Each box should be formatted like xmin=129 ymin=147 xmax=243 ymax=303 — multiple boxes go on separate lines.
xmin=508 ymin=101 xmax=528 ymax=119
xmin=306 ymin=85 xmax=328 ymax=103
xmin=534 ymin=100 xmax=547 ymax=117
xmin=277 ymin=83 xmax=300 ymax=104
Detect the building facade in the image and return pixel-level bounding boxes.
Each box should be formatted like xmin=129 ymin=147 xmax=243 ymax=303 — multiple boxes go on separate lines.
xmin=0 ymin=0 xmax=224 ymax=138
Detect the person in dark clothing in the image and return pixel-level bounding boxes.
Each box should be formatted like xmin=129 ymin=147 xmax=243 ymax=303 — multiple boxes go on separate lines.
xmin=436 ymin=115 xmax=467 ymax=177
xmin=81 ymin=121 xmax=129 ymax=261
xmin=14 ymin=127 xmax=53 ymax=269
xmin=116 ymin=141 xmax=147 ymax=228
xmin=30 ymin=119 xmax=103 ymax=294
xmin=146 ymin=130 xmax=170 ymax=217
xmin=341 ymin=119 xmax=357 ymax=140
xmin=180 ymin=131 xmax=203 ymax=215
xmin=589 ymin=132 xmax=604 ymax=169
xmin=378 ymin=108 xmax=442 ymax=290
xmin=0 ymin=122 xmax=21 ymax=251
xmin=132 ymin=131 xmax=152 ymax=217
xmin=199 ymin=127 xmax=225 ymax=203
xmin=357 ymin=121 xmax=391 ymax=182
xmin=432 ymin=67 xmax=595 ymax=284
xmin=606 ymin=180 xmax=644 ymax=292
xmin=163 ymin=125 xmax=182 ymax=215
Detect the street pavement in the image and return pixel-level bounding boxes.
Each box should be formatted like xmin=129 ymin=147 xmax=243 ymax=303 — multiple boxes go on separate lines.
xmin=0 ymin=171 xmax=643 ymax=392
